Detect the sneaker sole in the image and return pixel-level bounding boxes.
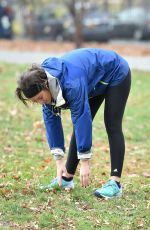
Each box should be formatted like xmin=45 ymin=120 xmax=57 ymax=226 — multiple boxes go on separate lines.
xmin=94 ymin=191 xmax=122 ymax=199
xmin=40 ymin=185 xmax=74 ymax=191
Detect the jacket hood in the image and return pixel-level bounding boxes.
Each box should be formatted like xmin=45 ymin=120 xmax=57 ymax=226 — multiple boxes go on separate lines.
xmin=41 ymin=57 xmax=64 ymax=79
xmin=42 ymin=66 xmax=65 ymax=107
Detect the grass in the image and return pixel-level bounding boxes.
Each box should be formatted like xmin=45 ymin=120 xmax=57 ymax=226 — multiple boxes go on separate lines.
xmin=0 ymin=63 xmax=150 ymax=230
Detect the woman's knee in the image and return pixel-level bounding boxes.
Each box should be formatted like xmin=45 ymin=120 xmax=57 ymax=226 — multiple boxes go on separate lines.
xmin=105 ymin=122 xmax=122 ymax=135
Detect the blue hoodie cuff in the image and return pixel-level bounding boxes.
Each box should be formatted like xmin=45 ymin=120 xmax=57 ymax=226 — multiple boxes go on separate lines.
xmin=77 ymin=150 xmax=92 ymax=160
xmin=51 ymin=148 xmax=65 ymax=160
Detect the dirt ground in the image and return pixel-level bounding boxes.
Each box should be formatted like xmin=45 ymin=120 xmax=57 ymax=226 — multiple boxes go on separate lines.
xmin=0 ymin=39 xmax=150 ymax=56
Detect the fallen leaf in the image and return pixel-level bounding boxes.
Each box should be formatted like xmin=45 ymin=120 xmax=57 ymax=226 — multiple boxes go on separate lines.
xmin=44 ymin=157 xmax=51 ymax=164
xmin=22 ymin=188 xmax=36 ymax=196
xmin=0 ymin=184 xmax=5 ymax=188
xmin=21 ymin=203 xmax=29 ymax=208
xmin=10 ymin=109 xmax=17 ymax=116
xmin=137 ymin=218 xmax=146 ymax=228
xmin=97 ymin=180 xmax=105 ymax=186
xmin=39 ymin=164 xmax=46 ymax=171
xmin=3 ymin=144 xmax=12 ymax=153
xmin=29 ymin=207 xmax=40 ymax=212
xmin=12 ymin=175 xmax=21 ymax=180
xmin=128 ymin=174 xmax=139 ymax=178
xmin=0 ymin=173 xmax=6 ymax=179
xmin=64 ymin=187 xmax=72 ymax=192
xmin=143 ymin=172 xmax=150 ymax=178
xmin=33 ymin=120 xmax=43 ymax=129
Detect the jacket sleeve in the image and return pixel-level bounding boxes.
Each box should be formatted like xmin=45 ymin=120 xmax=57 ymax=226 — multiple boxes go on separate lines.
xmin=42 ymin=104 xmax=65 ymax=159
xmin=65 ymin=78 xmax=92 ymax=160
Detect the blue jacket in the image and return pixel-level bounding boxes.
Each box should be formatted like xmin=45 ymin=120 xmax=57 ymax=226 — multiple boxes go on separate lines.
xmin=41 ymin=48 xmax=129 ymax=159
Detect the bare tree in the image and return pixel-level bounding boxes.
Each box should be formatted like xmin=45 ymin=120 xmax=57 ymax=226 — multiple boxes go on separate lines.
xmin=121 ymin=0 xmax=134 ymax=9
xmin=102 ymin=0 xmax=109 ymax=13
xmin=65 ymin=0 xmax=84 ymax=48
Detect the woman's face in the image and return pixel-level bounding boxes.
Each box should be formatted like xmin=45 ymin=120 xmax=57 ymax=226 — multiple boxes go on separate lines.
xmin=30 ymin=89 xmax=52 ymax=104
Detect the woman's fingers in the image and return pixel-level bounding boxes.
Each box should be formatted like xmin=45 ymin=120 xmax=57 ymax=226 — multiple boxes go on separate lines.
xmin=80 ymin=160 xmax=90 ymax=187
xmin=80 ymin=174 xmax=89 ymax=187
xmin=58 ymin=176 xmax=62 ymax=186
xmin=57 ymin=171 xmax=62 ymax=186
xmin=56 ymin=159 xmax=66 ymax=187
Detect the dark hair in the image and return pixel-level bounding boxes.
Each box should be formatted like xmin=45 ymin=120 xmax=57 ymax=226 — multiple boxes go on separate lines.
xmin=15 ymin=64 xmax=48 ymax=106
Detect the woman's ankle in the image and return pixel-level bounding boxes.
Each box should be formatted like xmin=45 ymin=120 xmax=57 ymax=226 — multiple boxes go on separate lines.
xmin=63 ymin=171 xmax=74 ymax=178
xmin=110 ymin=176 xmax=120 ymax=182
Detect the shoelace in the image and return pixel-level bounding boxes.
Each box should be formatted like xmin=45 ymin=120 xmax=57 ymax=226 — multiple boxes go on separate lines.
xmin=103 ymin=181 xmax=118 ymax=190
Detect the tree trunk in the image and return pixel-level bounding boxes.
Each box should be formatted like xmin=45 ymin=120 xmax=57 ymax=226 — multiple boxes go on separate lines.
xmin=65 ymin=0 xmax=83 ymax=48
xmin=103 ymin=0 xmax=109 ymax=13
xmin=122 ymin=0 xmax=133 ymax=9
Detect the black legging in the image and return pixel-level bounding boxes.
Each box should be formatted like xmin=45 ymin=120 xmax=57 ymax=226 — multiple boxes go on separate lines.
xmin=66 ymin=70 xmax=131 ymax=178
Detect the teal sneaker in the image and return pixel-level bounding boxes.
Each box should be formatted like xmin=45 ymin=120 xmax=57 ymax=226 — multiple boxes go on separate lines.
xmin=40 ymin=177 xmax=74 ymax=191
xmin=94 ymin=180 xmax=122 ymax=199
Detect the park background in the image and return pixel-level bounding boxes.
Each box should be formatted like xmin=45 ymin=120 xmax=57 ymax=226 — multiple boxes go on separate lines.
xmin=0 ymin=0 xmax=150 ymax=229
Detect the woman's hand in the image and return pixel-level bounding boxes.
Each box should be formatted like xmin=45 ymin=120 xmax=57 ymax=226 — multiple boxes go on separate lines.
xmin=80 ymin=160 xmax=90 ymax=187
xmin=56 ymin=158 xmax=66 ymax=187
